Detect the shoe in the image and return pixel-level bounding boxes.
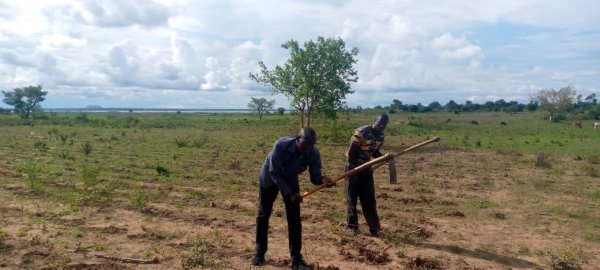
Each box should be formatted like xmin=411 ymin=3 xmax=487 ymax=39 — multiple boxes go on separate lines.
xmin=251 ymin=255 xmax=264 ymax=266
xmin=345 ymin=227 xmax=359 ymax=236
xmin=291 ymin=259 xmax=313 ymax=270
xmin=370 ymin=229 xmax=383 ymax=238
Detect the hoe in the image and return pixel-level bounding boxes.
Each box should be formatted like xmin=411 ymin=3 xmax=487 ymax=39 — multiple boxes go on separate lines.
xmin=301 ymin=136 xmax=441 ymax=199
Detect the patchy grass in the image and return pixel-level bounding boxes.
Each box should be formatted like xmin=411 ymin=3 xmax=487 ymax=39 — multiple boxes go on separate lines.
xmin=0 ymin=112 xmax=598 ymax=269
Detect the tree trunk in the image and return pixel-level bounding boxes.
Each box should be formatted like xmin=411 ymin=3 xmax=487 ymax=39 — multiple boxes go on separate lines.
xmin=299 ymin=108 xmax=305 ymax=128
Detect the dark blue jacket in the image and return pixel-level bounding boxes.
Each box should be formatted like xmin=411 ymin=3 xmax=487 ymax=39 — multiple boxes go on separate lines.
xmin=259 ymin=136 xmax=324 ymax=196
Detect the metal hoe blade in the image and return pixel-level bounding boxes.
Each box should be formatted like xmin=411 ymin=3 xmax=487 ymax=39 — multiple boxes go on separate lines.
xmin=388 ymin=156 xmax=397 ymax=184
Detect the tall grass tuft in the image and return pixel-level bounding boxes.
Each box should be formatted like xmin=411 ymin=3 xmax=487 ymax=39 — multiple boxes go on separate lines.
xmin=34 ymin=140 xmax=48 ymax=152
xmin=59 ymin=133 xmax=69 ymax=144
xmin=534 ymin=152 xmax=552 ymax=168
xmin=21 ymin=160 xmax=42 ymax=191
xmin=156 ymin=165 xmax=171 ymax=176
xmin=175 ymin=138 xmax=189 ymax=148
xmin=181 ymin=234 xmax=212 ymax=270
xmin=547 ymin=247 xmax=588 ymax=270
xmin=131 ymin=189 xmax=149 ymax=208
xmin=586 ymin=155 xmax=600 ymax=165
xmin=80 ymin=141 xmax=92 ymax=155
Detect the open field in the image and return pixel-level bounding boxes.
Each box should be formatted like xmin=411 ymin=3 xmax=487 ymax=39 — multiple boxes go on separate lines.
xmin=0 ymin=112 xmax=599 ymax=269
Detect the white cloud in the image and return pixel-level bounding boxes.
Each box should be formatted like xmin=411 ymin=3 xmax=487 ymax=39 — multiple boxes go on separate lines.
xmin=40 ymin=33 xmax=86 ymax=48
xmin=77 ymin=0 xmax=171 ymax=28
xmin=431 ymin=33 xmax=482 ymax=61
xmin=200 ymin=57 xmax=229 ymax=91
xmin=1 ymin=0 xmax=599 ymax=108
xmin=532 ymin=66 xmax=544 ymax=73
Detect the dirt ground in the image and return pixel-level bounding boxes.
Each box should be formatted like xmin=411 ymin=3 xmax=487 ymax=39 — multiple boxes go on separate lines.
xmin=1 ymin=148 xmax=598 ymax=269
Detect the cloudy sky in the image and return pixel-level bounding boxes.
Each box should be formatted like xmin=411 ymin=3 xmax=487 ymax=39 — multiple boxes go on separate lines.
xmin=1 ymin=0 xmax=598 ymax=109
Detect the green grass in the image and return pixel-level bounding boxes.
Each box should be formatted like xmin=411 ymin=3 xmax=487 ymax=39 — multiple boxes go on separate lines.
xmin=1 ymin=111 xmax=599 ymax=268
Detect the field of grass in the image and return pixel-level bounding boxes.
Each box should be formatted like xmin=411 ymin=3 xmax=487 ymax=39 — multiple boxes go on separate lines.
xmin=0 ymin=111 xmax=599 ymax=269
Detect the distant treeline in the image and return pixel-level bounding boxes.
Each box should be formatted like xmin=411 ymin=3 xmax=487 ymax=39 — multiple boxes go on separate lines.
xmin=342 ymin=98 xmax=600 ymax=120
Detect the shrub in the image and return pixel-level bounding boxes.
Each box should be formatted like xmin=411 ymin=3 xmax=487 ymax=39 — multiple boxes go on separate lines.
xmin=181 ymin=234 xmax=212 ymax=270
xmin=131 ymin=190 xmax=149 ymax=208
xmin=80 ymin=141 xmax=92 ymax=155
xmin=21 ymin=160 xmax=41 ymax=190
xmin=175 ymin=138 xmax=189 ymax=148
xmin=57 ymin=150 xmax=73 ymax=160
xmin=276 ymin=107 xmax=285 ymax=115
xmin=548 ymin=247 xmax=588 ymax=270
xmin=534 ymin=153 xmax=552 ymax=168
xmin=156 ymin=165 xmax=171 ymax=176
xmin=583 ymin=165 xmax=600 ymax=178
xmin=192 ymin=132 xmax=208 ymax=148
xmin=76 ymin=112 xmax=89 ymax=122
xmin=59 ymin=133 xmax=68 ymax=144
xmin=34 ymin=140 xmax=48 ymax=152
xmin=586 ymin=155 xmax=600 ymax=165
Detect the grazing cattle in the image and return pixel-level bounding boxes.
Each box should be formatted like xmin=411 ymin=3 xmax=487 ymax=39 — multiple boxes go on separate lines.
xmin=445 ymin=118 xmax=451 ymax=123
xmin=594 ymin=122 xmax=600 ymax=129
xmin=500 ymin=121 xmax=507 ymax=126
xmin=572 ymin=121 xmax=582 ymax=128
xmin=470 ymin=120 xmax=479 ymax=125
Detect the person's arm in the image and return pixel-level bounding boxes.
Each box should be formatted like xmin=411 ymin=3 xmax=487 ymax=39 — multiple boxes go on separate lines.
xmin=268 ymin=140 xmax=294 ymax=197
xmin=372 ymin=141 xmax=384 ymax=158
xmin=307 ymin=149 xmax=334 ymax=188
xmin=308 ymin=149 xmax=324 ymax=185
xmin=347 ymin=129 xmax=364 ymax=167
xmin=347 ymin=142 xmax=362 ymax=166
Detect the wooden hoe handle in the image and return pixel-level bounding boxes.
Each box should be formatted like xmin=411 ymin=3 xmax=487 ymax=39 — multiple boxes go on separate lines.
xmin=301 ymin=136 xmax=440 ymax=199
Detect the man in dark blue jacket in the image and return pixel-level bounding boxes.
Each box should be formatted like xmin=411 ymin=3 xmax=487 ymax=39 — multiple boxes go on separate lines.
xmin=252 ymin=128 xmax=333 ymax=270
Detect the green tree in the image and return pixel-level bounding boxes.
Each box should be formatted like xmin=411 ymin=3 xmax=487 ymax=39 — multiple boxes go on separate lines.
xmin=444 ymin=100 xmax=458 ymax=112
xmin=250 ymin=37 xmax=359 ymax=127
xmin=391 ymin=99 xmax=403 ymax=112
xmin=276 ymin=107 xmax=285 ymax=115
xmin=533 ymin=86 xmax=577 ymax=122
xmin=428 ymin=101 xmax=442 ymax=112
xmin=2 ymin=85 xmax=48 ymax=119
xmin=247 ymin=97 xmax=275 ymax=120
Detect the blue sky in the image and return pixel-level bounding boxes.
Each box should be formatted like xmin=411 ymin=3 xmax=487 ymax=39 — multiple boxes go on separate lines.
xmin=0 ymin=0 xmax=598 ymax=109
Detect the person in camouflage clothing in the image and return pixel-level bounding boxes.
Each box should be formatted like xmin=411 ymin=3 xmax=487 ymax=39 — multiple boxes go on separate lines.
xmin=345 ymin=113 xmax=388 ymax=237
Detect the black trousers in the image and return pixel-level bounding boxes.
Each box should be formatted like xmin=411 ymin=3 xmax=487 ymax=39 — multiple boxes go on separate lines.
xmin=255 ymin=185 xmax=303 ymax=263
xmin=346 ymin=169 xmax=381 ymax=233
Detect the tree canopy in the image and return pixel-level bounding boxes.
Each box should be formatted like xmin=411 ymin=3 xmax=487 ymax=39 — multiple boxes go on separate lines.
xmin=2 ymin=85 xmax=48 ymax=119
xmin=247 ymin=97 xmax=275 ymax=120
xmin=250 ymin=37 xmax=358 ymax=127
xmin=533 ymin=86 xmax=577 ymax=122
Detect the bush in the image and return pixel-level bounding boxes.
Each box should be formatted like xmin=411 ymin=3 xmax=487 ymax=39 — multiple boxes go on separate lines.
xmin=156 ymin=165 xmax=171 ymax=176
xmin=131 ymin=190 xmax=149 ymax=208
xmin=181 ymin=234 xmax=213 ymax=269
xmin=276 ymin=107 xmax=285 ymax=115
xmin=586 ymin=155 xmax=600 ymax=165
xmin=31 ymin=109 xmax=48 ymax=119
xmin=76 ymin=112 xmax=89 ymax=122
xmin=534 ymin=153 xmax=552 ymax=168
xmin=583 ymin=165 xmax=600 ymax=178
xmin=80 ymin=141 xmax=92 ymax=155
xmin=34 ymin=140 xmax=48 ymax=152
xmin=548 ymin=247 xmax=588 ymax=270
xmin=175 ymin=138 xmax=189 ymax=148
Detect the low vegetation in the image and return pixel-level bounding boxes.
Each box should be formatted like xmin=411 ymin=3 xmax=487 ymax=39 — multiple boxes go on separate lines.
xmin=0 ymin=111 xmax=598 ymax=269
